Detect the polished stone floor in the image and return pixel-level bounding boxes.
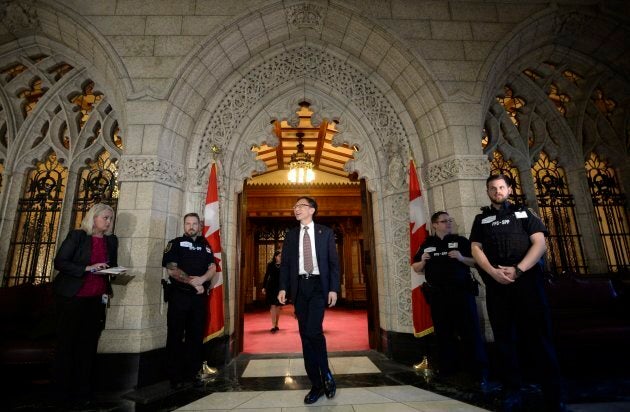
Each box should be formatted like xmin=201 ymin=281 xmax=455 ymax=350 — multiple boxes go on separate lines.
xmin=5 ymin=350 xmax=630 ymax=411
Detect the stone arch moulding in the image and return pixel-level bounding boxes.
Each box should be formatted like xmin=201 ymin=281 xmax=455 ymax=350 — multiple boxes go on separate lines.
xmin=478 ymin=6 xmax=629 ymax=118
xmin=182 ymin=40 xmax=439 ymax=332
xmin=191 ymin=42 xmax=420 ymax=186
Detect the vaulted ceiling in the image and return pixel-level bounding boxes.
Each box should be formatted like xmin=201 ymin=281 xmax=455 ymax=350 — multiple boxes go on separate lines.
xmin=251 ymin=103 xmax=357 ymax=181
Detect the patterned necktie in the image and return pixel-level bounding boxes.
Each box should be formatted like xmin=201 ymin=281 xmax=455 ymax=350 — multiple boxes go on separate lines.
xmin=303 ymin=226 xmax=313 ymax=273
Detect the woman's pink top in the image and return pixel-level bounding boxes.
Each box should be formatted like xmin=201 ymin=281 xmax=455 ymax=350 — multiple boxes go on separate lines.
xmin=76 ymin=236 xmax=107 ymax=297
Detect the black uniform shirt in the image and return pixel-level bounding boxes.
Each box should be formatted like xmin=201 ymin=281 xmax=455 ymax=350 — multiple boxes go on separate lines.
xmin=414 ymin=234 xmax=472 ymax=289
xmin=469 ymin=202 xmax=547 ymax=267
xmin=162 ymin=235 xmax=215 ymax=276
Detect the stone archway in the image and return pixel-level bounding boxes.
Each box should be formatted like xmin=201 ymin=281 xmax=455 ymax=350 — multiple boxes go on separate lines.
xmin=178 ymin=40 xmax=441 ymax=351
xmin=159 ymin=1 xmax=450 ymax=357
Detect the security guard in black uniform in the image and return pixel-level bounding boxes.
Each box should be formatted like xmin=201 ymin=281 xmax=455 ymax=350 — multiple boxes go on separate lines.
xmin=412 ymin=211 xmax=489 ymax=389
xmin=470 ymin=174 xmax=566 ymax=412
xmin=162 ymin=212 xmax=216 ymax=389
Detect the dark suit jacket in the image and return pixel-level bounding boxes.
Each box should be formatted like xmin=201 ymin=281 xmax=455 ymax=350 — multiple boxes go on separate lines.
xmin=53 ymin=229 xmax=118 ymax=298
xmin=279 ymin=223 xmax=340 ymax=301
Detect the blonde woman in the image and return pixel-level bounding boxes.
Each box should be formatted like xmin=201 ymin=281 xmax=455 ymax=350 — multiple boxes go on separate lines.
xmin=53 ymin=203 xmax=118 ymax=406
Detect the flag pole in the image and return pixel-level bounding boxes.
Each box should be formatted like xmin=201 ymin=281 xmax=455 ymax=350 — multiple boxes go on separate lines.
xmin=408 ymin=157 xmax=434 ymax=375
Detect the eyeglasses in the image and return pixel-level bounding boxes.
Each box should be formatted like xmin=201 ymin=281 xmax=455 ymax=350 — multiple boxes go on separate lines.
xmin=437 ymin=219 xmax=454 ymax=224
xmin=293 ymin=203 xmax=311 ymax=210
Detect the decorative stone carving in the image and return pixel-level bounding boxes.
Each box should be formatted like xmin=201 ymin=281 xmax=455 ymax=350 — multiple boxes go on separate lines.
xmin=196 ymin=43 xmax=414 ymax=332
xmin=385 ymin=139 xmax=407 ymax=190
xmin=286 ymin=3 xmax=324 ymax=32
xmin=119 ymin=156 xmax=185 ymax=188
xmin=0 ymin=0 xmax=39 ymax=34
xmin=553 ymin=12 xmax=590 ymax=37
xmin=425 ymin=156 xmax=489 ymax=187
xmin=198 ymin=46 xmax=409 ymax=183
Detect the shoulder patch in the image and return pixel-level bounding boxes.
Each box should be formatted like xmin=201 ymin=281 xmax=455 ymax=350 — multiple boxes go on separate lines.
xmin=164 ymin=243 xmax=172 ymax=254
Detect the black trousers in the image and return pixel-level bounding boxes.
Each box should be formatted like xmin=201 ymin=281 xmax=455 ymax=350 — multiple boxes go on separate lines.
xmin=430 ymin=289 xmax=488 ymax=377
xmin=485 ymin=268 xmax=564 ymax=402
xmin=294 ymin=276 xmax=330 ymax=388
xmin=166 ymin=288 xmax=207 ymax=384
xmin=54 ymin=295 xmax=106 ymax=400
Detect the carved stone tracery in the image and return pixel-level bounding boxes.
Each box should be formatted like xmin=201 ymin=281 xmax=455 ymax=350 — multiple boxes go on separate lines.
xmin=197 ymin=46 xmax=409 ymax=183
xmin=119 ymin=156 xmax=185 ymax=187
xmin=194 ymin=44 xmax=418 ymax=329
xmin=425 ymin=156 xmax=490 ymax=187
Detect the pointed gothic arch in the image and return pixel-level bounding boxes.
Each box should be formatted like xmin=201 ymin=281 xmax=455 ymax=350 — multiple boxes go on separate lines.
xmin=159 ymin=2 xmax=449 ymax=336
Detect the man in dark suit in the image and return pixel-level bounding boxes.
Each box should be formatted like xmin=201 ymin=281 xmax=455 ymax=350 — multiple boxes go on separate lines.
xmin=278 ymin=196 xmax=340 ymax=405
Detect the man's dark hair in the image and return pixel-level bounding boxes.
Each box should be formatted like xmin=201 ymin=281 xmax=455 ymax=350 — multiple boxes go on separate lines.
xmin=183 ymin=212 xmax=201 ymax=222
xmin=486 ymin=173 xmax=512 ymax=188
xmin=298 ymin=196 xmax=318 ymax=216
xmin=430 ymin=211 xmax=448 ymax=224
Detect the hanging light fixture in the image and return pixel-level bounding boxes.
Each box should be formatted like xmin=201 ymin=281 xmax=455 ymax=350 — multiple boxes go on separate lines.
xmin=288 ymin=132 xmax=315 ymax=183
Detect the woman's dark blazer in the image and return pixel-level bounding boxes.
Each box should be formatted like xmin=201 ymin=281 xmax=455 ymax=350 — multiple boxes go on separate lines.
xmin=53 ymin=229 xmax=118 ymax=298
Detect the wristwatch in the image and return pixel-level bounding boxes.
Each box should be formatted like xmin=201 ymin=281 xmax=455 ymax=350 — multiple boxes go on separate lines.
xmin=513 ymin=265 xmax=524 ymax=278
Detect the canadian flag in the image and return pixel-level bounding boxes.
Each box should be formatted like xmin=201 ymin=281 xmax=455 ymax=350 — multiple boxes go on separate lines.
xmin=409 ymin=159 xmax=433 ymax=337
xmin=203 ymin=162 xmax=225 ymax=342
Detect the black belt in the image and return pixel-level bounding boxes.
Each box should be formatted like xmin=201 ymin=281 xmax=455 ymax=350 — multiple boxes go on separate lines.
xmin=298 ymin=273 xmax=320 ymax=279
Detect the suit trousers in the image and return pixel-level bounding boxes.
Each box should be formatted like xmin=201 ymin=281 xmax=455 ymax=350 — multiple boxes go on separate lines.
xmin=294 ymin=276 xmax=330 ymax=388
xmin=166 ymin=287 xmax=207 ymax=384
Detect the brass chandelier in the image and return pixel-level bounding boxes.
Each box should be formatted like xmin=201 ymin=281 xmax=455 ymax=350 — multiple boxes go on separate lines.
xmin=288 ymin=132 xmax=315 ymax=183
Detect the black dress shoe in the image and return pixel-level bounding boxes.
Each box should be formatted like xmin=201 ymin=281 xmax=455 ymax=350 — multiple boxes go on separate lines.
xmin=304 ymin=387 xmax=324 ymax=404
xmin=323 ymin=372 xmax=336 ymax=398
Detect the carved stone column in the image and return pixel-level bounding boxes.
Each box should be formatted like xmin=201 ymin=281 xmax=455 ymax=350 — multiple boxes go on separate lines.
xmin=97 ymin=155 xmax=185 ymax=353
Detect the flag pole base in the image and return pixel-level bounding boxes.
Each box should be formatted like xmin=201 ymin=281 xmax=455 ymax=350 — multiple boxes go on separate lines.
xmin=413 ymin=355 xmax=433 ymax=378
xmin=198 ymin=361 xmax=218 ymax=379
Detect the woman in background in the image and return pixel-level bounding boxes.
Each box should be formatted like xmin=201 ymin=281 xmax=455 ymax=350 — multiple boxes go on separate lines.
xmin=53 ymin=203 xmax=118 ymax=405
xmin=262 ymin=250 xmax=282 ymax=332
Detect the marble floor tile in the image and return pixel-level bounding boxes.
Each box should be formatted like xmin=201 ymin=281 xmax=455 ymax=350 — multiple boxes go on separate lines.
xmin=405 ymin=400 xmax=490 ymax=411
xmin=176 ymin=391 xmax=262 ymax=410
xmin=351 ymin=403 xmax=421 ymax=412
xmin=366 ymin=385 xmax=450 ymax=402
xmin=329 ymin=356 xmax=380 ymax=374
xmin=281 ymin=406 xmax=355 ymax=412
xmin=241 ymin=359 xmax=292 ymax=378
xmin=241 ymin=356 xmax=380 ymax=378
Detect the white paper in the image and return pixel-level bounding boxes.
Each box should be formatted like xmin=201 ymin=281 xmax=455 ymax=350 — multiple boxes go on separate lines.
xmin=95 ymin=266 xmax=128 ymax=275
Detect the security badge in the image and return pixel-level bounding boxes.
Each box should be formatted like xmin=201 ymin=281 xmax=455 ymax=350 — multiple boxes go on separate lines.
xmin=481 ymin=215 xmax=496 ymax=224
xmin=163 ymin=243 xmax=172 ymax=253
xmin=448 ymin=242 xmax=458 ymax=248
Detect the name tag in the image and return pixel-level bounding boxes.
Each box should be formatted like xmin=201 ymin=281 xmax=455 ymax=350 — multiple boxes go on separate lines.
xmin=424 ymin=247 xmax=436 ymax=253
xmin=448 ymin=242 xmax=458 ymax=248
xmin=180 ymin=241 xmax=192 ymax=248
xmin=515 ymin=211 xmax=527 ymax=219
xmin=481 ymin=215 xmax=496 ymax=224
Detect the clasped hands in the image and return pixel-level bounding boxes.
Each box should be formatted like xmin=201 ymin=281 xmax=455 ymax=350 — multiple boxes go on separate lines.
xmin=488 ymin=265 xmax=519 ymax=285
xmin=167 ymin=268 xmax=205 ymax=294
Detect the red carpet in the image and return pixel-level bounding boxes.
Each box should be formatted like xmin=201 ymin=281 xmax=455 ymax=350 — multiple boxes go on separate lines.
xmin=243 ymin=304 xmax=369 ymax=354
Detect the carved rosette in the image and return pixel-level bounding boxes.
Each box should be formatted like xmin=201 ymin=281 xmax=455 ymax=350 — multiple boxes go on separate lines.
xmin=119 ymin=156 xmax=185 ymax=188
xmin=425 ymin=156 xmax=489 ymax=187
